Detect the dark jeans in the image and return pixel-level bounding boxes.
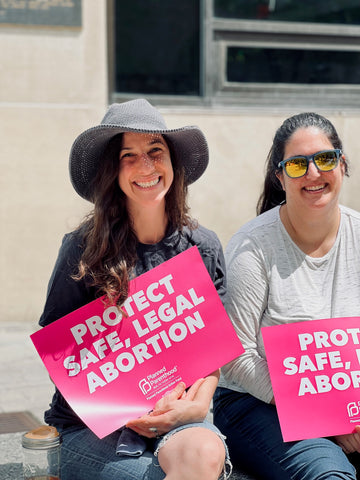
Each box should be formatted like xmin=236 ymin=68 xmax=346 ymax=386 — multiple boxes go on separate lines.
xmin=213 ymin=387 xmax=359 ymax=480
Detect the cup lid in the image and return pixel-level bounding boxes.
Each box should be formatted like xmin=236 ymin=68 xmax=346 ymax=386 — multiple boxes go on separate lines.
xmin=22 ymin=425 xmax=61 ymax=449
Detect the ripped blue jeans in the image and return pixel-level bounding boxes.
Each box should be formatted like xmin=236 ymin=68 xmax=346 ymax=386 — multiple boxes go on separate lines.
xmin=57 ymin=421 xmax=231 ymax=480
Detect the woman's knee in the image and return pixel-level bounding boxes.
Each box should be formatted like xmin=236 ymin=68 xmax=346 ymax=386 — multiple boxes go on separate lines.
xmin=194 ymin=432 xmax=226 ymax=469
xmin=281 ymin=439 xmax=357 ymax=480
xmin=158 ymin=427 xmax=226 ymax=476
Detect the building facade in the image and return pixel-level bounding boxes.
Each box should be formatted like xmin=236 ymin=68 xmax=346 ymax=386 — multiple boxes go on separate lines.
xmin=1 ymin=0 xmax=360 ymax=322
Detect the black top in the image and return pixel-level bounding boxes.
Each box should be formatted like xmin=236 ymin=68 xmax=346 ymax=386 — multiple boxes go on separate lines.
xmin=39 ymin=225 xmax=226 ymax=428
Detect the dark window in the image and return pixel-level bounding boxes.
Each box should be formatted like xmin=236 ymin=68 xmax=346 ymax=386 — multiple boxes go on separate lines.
xmin=214 ymin=0 xmax=360 ymax=24
xmin=227 ymin=47 xmax=360 ymax=84
xmin=114 ymin=0 xmax=200 ymax=95
xmin=110 ymin=0 xmax=360 ymax=107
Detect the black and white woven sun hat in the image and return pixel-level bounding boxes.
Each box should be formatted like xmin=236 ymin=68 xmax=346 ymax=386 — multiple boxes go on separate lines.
xmin=69 ymin=99 xmax=209 ymax=201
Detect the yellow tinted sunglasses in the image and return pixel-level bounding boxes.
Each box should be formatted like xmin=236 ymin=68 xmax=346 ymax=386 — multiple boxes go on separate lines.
xmin=278 ymin=149 xmax=342 ymax=179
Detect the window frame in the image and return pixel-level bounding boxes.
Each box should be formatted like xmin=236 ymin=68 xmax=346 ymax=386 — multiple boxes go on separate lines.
xmin=108 ymin=0 xmax=360 ymax=109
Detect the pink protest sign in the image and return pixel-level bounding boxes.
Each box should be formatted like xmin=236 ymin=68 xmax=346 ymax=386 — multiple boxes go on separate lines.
xmin=32 ymin=246 xmax=244 ymax=439
xmin=262 ymin=317 xmax=360 ymax=442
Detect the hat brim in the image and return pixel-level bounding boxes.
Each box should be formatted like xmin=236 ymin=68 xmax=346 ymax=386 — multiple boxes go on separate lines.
xmin=69 ymin=124 xmax=209 ymax=202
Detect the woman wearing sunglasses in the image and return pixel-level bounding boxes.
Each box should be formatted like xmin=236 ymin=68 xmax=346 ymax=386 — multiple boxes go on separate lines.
xmin=213 ymin=112 xmax=360 ymax=479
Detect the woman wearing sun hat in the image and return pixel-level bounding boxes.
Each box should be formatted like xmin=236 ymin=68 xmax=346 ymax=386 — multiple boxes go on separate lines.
xmin=213 ymin=112 xmax=360 ymax=479
xmin=38 ymin=99 xmax=230 ymax=480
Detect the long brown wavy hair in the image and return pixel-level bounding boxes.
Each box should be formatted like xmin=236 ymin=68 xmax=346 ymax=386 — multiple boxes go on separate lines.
xmin=73 ymin=133 xmax=195 ymax=307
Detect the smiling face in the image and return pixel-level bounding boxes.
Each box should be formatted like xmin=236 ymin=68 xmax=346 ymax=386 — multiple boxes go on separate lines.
xmin=118 ymin=132 xmax=174 ymax=214
xmin=276 ymin=126 xmax=345 ymax=214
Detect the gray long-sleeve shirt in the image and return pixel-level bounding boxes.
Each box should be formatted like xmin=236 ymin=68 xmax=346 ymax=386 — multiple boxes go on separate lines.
xmin=219 ymin=205 xmax=360 ymax=403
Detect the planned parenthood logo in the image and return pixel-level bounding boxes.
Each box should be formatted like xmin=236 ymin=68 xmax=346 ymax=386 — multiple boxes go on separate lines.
xmin=347 ymin=401 xmax=360 ymax=423
xmin=138 ymin=365 xmax=179 ymax=398
xmin=139 ymin=379 xmax=152 ymax=395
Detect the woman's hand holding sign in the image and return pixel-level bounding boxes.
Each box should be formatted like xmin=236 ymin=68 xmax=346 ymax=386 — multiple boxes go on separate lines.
xmin=126 ymin=370 xmax=219 ymax=438
xmin=334 ymin=425 xmax=360 ymax=454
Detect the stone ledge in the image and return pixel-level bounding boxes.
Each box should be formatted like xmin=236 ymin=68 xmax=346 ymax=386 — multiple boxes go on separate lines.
xmin=0 ymin=432 xmax=23 ymax=480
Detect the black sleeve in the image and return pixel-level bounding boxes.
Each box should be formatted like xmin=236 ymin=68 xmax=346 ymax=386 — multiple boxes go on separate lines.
xmin=191 ymin=226 xmax=227 ymax=305
xmin=39 ymin=232 xmax=95 ymax=327
xmin=201 ymin=238 xmax=227 ymax=304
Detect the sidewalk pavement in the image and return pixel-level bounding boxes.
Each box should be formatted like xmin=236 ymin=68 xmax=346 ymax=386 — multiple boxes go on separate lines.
xmin=0 ymin=321 xmax=54 ymax=478
xmin=0 ymin=321 xmax=53 ymax=424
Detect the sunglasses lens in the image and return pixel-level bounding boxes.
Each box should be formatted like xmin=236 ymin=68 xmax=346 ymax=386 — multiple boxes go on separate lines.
xmin=314 ymin=151 xmax=338 ymax=171
xmin=285 ymin=157 xmax=308 ymax=178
